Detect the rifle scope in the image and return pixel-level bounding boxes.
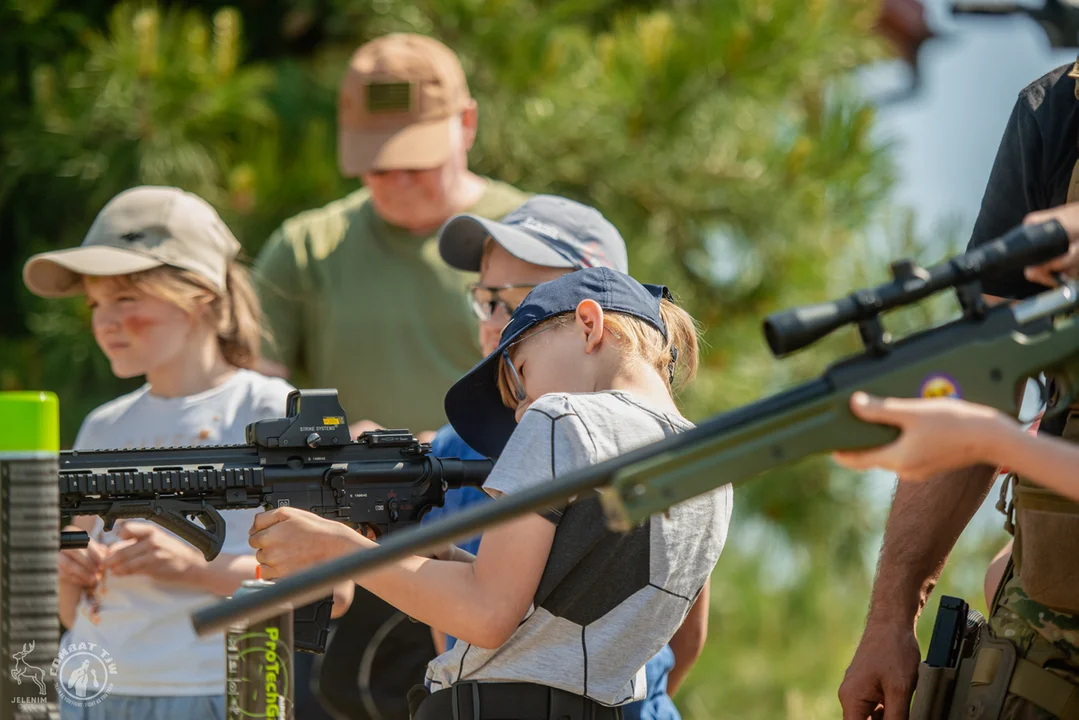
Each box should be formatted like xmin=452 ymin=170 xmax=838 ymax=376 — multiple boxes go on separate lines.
xmin=763 ymin=220 xmax=1069 ymax=357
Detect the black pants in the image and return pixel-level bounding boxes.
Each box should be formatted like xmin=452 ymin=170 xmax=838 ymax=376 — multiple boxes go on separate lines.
xmin=314 ymin=586 xmax=437 ymax=720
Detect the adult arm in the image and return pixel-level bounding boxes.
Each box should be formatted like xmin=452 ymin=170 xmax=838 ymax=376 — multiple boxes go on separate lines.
xmin=838 ymin=464 xmax=997 ymax=720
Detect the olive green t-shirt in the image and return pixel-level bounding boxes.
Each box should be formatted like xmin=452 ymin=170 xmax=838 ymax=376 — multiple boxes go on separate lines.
xmin=253 ymin=179 xmax=529 ymax=432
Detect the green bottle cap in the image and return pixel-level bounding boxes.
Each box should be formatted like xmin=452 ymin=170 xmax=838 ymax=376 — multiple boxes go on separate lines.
xmin=0 ymin=391 xmax=60 ymax=453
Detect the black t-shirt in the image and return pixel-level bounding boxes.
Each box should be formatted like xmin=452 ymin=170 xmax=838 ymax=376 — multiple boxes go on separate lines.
xmin=966 ymin=60 xmax=1079 ymax=435
xmin=967 ymin=61 xmax=1079 ymax=299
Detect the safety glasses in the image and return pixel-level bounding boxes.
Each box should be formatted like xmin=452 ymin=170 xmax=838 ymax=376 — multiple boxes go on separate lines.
xmin=500 ymin=324 xmax=560 ymax=403
xmin=468 ymin=284 xmax=537 ymax=321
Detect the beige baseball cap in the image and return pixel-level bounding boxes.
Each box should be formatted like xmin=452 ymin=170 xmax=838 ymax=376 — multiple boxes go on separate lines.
xmin=23 ymin=186 xmax=241 ymax=298
xmin=337 ymin=33 xmax=472 ymax=176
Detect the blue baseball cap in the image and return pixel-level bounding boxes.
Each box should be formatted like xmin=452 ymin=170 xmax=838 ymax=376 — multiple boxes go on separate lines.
xmin=444 ymin=267 xmax=669 ymax=459
xmin=438 ymin=195 xmax=629 ymax=273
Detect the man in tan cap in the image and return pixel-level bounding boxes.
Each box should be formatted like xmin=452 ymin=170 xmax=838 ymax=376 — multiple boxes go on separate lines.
xmin=252 ymin=33 xmax=527 ymax=720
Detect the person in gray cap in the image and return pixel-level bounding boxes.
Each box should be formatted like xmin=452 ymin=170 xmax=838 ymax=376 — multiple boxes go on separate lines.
xmin=421 ymin=195 xmax=708 ymax=719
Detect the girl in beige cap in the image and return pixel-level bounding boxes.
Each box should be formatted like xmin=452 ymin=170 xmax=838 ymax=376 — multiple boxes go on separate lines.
xmin=23 ymin=186 xmax=296 ymax=720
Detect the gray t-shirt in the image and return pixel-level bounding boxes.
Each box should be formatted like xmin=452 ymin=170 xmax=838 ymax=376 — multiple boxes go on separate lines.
xmin=425 ymin=391 xmax=733 ymax=706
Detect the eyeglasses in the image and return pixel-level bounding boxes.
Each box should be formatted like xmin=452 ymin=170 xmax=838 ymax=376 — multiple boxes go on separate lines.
xmin=468 ymin=284 xmax=537 ymax=321
xmin=501 ymin=324 xmax=560 ymax=403
xmin=500 ymin=320 xmax=622 ymax=405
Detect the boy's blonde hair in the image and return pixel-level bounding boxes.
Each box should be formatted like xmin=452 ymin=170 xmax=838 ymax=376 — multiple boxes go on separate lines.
xmin=88 ymin=261 xmax=265 ymax=370
xmin=496 ymin=298 xmax=699 ymax=410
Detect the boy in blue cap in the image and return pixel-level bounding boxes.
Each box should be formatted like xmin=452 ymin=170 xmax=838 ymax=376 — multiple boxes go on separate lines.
xmin=250 ymin=267 xmax=732 ymax=719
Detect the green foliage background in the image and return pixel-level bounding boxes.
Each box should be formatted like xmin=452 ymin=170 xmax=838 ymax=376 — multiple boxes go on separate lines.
xmin=0 ymin=1 xmax=1008 ymax=717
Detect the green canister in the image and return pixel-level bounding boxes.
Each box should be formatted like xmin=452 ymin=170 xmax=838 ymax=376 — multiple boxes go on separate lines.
xmin=225 ymin=578 xmax=295 ymax=719
xmin=0 ymin=392 xmax=61 ymax=720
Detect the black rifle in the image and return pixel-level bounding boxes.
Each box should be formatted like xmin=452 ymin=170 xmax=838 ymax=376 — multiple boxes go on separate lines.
xmin=58 ymin=389 xmax=491 ymax=652
xmin=189 ymin=220 xmax=1079 ymax=637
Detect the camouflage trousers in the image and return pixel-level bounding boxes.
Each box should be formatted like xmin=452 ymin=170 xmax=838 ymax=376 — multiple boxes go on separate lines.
xmin=999 ymin=694 xmax=1063 ymax=719
xmin=987 ymin=570 xmax=1079 ymax=719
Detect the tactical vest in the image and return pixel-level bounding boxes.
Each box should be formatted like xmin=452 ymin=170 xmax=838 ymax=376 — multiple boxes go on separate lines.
xmin=1001 ymin=408 xmax=1079 ymax=614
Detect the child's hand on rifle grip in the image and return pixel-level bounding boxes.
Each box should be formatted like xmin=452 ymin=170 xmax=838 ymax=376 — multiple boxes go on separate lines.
xmin=248 ymin=506 xmax=373 ymax=580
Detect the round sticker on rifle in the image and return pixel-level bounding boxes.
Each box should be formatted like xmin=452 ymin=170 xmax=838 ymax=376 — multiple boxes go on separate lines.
xmin=919 ymin=373 xmax=962 ymax=399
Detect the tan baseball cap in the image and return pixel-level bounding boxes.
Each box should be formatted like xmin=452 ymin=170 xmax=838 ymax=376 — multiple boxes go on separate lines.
xmin=23 ymin=186 xmax=241 ymax=298
xmin=338 ymin=33 xmax=472 ymax=176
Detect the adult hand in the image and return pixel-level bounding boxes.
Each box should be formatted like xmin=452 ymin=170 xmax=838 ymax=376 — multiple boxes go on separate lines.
xmin=248 ymin=507 xmax=369 ymax=580
xmin=58 ymin=530 xmax=106 ymax=588
xmin=839 ymin=618 xmax=922 ymax=720
xmin=103 ymin=521 xmax=205 ymax=582
xmin=349 ymin=419 xmax=384 ymax=440
xmin=1023 ymin=204 xmax=1079 ymax=287
xmin=832 ymin=393 xmax=1013 ymax=481
xmin=417 ymin=430 xmax=437 ymax=444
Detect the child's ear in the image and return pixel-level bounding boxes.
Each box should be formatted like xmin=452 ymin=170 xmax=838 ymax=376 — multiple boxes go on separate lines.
xmin=575 ymin=299 xmax=606 ymax=354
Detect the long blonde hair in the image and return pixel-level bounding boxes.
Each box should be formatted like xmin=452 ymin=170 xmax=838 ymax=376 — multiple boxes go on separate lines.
xmin=496 ymin=298 xmax=700 ymax=410
xmin=89 ymin=262 xmax=265 ymax=369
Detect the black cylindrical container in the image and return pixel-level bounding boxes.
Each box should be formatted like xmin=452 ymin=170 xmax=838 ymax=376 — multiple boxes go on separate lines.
xmin=226 ymin=579 xmax=295 ymax=719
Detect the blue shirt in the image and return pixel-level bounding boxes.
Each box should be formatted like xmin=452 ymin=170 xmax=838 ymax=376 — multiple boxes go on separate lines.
xmin=422 ymin=424 xmax=680 ymax=719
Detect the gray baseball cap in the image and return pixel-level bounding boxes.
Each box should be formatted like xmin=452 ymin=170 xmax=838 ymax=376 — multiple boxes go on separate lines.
xmin=438 ymin=194 xmax=629 ymax=273
xmin=23 ymin=186 xmax=241 ymax=297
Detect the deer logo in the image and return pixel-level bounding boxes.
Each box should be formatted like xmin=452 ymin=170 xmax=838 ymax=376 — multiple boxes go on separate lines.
xmin=10 ymin=642 xmax=47 ymax=695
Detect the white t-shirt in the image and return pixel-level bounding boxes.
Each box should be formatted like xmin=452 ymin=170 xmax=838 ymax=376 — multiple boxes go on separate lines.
xmin=66 ymin=369 xmax=294 ymax=696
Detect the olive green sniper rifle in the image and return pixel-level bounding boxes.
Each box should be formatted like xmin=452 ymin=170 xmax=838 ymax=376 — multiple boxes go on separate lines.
xmin=192 ymin=219 xmax=1078 ymax=636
